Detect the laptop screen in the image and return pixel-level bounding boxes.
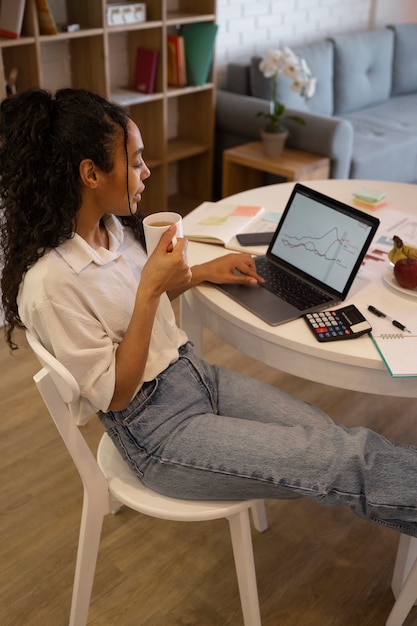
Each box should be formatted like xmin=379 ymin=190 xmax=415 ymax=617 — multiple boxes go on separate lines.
xmin=268 ymin=185 xmax=379 ymax=296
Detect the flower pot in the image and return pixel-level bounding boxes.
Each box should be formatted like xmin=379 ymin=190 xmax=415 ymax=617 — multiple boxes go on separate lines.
xmin=260 ymin=128 xmax=289 ymax=157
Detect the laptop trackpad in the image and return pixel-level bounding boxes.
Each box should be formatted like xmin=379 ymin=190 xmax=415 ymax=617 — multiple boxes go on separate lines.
xmin=216 ymin=283 xmax=299 ymax=326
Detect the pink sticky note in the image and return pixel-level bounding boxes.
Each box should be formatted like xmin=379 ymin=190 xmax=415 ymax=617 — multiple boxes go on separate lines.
xmin=231 ymin=205 xmax=261 ymax=216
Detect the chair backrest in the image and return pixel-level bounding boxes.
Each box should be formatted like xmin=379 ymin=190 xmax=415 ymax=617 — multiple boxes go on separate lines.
xmin=26 ymin=331 xmax=80 ymax=404
xmin=26 ymin=330 xmax=109 ymax=499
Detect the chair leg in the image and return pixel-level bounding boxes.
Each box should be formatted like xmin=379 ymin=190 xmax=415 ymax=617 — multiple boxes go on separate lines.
xmin=110 ymin=493 xmax=123 ymax=514
xmin=69 ymin=490 xmax=106 ymax=626
xmin=386 ymin=556 xmax=417 ymax=626
xmin=228 ymin=509 xmax=262 ymax=626
xmin=391 ymin=535 xmax=417 ymax=598
xmin=250 ymin=500 xmax=268 ymax=533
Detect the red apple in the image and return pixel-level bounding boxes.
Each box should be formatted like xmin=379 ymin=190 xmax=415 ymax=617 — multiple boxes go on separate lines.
xmin=394 ymin=257 xmax=417 ymax=289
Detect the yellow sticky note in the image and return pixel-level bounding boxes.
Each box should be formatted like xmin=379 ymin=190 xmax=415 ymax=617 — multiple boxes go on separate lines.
xmin=199 ymin=216 xmax=229 ymax=225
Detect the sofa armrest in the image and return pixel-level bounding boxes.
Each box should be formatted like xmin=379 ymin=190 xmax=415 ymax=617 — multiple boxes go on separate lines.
xmin=216 ymin=90 xmax=354 ymax=179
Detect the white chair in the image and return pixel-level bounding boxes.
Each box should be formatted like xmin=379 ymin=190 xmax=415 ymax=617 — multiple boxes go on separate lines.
xmin=26 ymin=330 xmax=268 ymax=626
xmin=386 ymin=534 xmax=417 ymax=625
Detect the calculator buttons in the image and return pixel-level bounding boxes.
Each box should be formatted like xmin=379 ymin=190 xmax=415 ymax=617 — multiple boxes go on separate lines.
xmin=305 ymin=311 xmax=352 ymax=340
xmin=304 ymin=306 xmax=371 ymax=342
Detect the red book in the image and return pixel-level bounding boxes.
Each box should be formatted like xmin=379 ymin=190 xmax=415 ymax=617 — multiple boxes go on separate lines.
xmin=167 ymin=35 xmax=187 ymax=87
xmin=134 ymin=47 xmax=158 ymax=94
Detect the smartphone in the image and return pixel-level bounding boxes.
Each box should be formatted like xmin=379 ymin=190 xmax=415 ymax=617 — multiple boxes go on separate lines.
xmin=236 ymin=231 xmax=274 ymax=246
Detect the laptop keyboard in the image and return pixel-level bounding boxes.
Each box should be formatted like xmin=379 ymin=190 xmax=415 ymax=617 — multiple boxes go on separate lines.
xmin=255 ymin=257 xmax=332 ymax=310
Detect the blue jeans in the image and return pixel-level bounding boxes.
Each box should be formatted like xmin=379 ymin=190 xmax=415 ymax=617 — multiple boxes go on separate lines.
xmin=99 ymin=342 xmax=417 ymax=537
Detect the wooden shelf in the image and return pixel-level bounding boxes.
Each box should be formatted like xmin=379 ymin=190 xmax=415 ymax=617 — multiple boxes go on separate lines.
xmin=0 ymin=0 xmax=217 ymax=214
xmin=166 ymin=12 xmax=216 ymax=25
xmin=167 ymin=138 xmax=210 ymax=162
xmin=38 ymin=28 xmax=104 ymax=42
xmin=105 ymin=20 xmax=163 ymax=34
xmin=0 ymin=36 xmax=36 ymax=47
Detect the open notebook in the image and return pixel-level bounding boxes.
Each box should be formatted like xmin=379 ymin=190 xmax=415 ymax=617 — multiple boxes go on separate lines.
xmin=369 ymin=311 xmax=417 ymax=377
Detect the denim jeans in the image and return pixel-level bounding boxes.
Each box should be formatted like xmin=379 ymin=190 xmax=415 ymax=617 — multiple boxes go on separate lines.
xmin=99 ymin=342 xmax=417 ymax=537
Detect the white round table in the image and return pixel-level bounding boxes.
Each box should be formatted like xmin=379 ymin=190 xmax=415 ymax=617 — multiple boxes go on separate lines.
xmin=180 ymin=179 xmax=417 ymax=603
xmin=181 ymin=180 xmax=417 ymax=398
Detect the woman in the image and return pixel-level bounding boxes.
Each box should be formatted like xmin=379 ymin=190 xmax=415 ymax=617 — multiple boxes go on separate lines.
xmin=1 ymin=88 xmax=417 ymax=538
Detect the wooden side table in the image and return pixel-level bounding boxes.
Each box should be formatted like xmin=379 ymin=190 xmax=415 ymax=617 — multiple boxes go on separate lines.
xmin=222 ymin=141 xmax=330 ymax=198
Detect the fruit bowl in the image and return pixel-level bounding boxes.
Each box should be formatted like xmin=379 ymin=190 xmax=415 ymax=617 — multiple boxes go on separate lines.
xmin=394 ymin=256 xmax=417 ymax=288
xmin=383 ymin=268 xmax=417 ymax=298
xmin=388 ymin=235 xmax=417 ymax=290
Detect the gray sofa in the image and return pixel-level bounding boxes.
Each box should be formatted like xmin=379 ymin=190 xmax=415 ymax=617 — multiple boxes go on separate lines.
xmin=214 ymin=23 xmax=417 ymax=198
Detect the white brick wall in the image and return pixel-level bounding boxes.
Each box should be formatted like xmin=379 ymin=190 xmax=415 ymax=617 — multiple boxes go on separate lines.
xmin=215 ymin=0 xmax=417 ymax=86
xmin=215 ymin=0 xmax=373 ymax=86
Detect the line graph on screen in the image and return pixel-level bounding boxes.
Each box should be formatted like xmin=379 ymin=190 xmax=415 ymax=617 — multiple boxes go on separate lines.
xmin=281 ymin=226 xmax=359 ymax=262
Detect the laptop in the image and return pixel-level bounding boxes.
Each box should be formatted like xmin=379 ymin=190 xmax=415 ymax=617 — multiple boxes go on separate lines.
xmin=215 ymin=183 xmax=380 ymax=326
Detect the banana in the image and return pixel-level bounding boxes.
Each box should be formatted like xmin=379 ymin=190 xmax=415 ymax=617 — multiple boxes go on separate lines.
xmin=388 ymin=235 xmax=417 ymax=264
xmin=388 ymin=235 xmax=407 ymax=264
xmin=402 ymin=242 xmax=417 ymax=259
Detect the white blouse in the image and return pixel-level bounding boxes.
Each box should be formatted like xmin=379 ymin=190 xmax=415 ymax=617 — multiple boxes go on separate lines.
xmin=18 ymin=214 xmax=188 ymax=424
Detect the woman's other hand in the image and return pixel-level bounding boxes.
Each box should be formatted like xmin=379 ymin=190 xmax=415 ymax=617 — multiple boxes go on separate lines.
xmin=202 ymin=253 xmax=265 ymax=285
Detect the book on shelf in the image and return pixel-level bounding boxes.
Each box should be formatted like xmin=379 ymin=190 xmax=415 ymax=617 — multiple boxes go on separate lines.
xmin=134 ymin=47 xmax=158 ymax=94
xmin=0 ymin=0 xmax=26 ymax=39
xmin=167 ymin=34 xmax=187 ymax=87
xmin=181 ymin=22 xmax=218 ymax=86
xmin=35 ymin=0 xmax=58 ymax=35
xmin=182 ymin=202 xmax=265 ymax=247
xmin=369 ymin=308 xmax=417 ymax=377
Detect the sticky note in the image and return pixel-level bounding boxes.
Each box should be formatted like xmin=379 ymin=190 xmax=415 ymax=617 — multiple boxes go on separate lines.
xmin=231 ymin=205 xmax=262 ymax=216
xmin=263 ymin=212 xmax=281 ymax=223
xmin=198 ymin=216 xmax=229 ymax=225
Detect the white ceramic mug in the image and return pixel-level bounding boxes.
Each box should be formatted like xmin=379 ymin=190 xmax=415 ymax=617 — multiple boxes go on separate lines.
xmin=143 ymin=211 xmax=183 ymax=256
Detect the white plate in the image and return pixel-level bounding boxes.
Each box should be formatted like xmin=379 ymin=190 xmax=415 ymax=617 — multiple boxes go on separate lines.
xmin=383 ymin=268 xmax=417 ymax=298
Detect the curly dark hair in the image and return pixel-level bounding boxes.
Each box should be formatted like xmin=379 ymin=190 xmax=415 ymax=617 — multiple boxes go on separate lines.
xmin=0 ymin=88 xmax=145 ymax=350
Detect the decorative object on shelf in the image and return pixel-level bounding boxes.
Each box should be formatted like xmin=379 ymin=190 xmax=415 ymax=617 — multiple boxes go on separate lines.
xmin=106 ymin=3 xmax=146 ymax=26
xmin=6 ymin=67 xmax=18 ymax=96
xmin=182 ymin=22 xmax=218 ymax=86
xmin=61 ymin=23 xmax=81 ymax=33
xmin=256 ymin=47 xmax=316 ymax=157
xmin=134 ymin=47 xmax=158 ymax=94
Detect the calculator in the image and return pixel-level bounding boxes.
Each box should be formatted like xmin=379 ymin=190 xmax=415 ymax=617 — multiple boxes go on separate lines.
xmin=303 ymin=305 xmax=372 ymax=342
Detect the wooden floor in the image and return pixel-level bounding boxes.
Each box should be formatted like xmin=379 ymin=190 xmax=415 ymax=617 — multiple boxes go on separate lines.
xmin=2 ymin=314 xmax=417 ymax=625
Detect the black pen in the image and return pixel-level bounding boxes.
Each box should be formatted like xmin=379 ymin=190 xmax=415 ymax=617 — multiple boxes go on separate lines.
xmin=367 ymin=305 xmax=412 ymax=333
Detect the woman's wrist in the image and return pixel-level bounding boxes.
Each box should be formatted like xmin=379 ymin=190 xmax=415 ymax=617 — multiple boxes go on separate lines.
xmin=188 ymin=263 xmax=208 ymax=287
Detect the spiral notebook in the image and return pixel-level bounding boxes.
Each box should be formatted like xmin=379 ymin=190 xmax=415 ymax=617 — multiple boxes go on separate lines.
xmin=370 ymin=313 xmax=417 ymax=377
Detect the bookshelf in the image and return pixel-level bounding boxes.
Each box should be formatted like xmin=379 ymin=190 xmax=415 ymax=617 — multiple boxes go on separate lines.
xmin=0 ymin=0 xmax=217 ymax=215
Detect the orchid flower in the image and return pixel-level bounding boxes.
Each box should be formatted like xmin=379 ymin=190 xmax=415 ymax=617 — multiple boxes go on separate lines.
xmin=257 ymin=47 xmax=316 ymax=133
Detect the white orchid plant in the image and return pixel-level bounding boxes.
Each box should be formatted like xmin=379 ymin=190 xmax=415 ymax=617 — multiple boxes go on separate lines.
xmin=257 ymin=47 xmax=317 ymax=133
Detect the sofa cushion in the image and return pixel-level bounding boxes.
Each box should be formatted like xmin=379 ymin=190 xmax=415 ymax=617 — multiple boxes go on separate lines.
xmin=226 ymin=63 xmax=250 ymax=95
xmin=342 ymin=93 xmax=417 ymax=182
xmin=249 ymin=39 xmax=334 ymax=116
xmin=388 ymin=23 xmax=417 ymax=96
xmin=332 ymin=29 xmax=394 ymax=115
